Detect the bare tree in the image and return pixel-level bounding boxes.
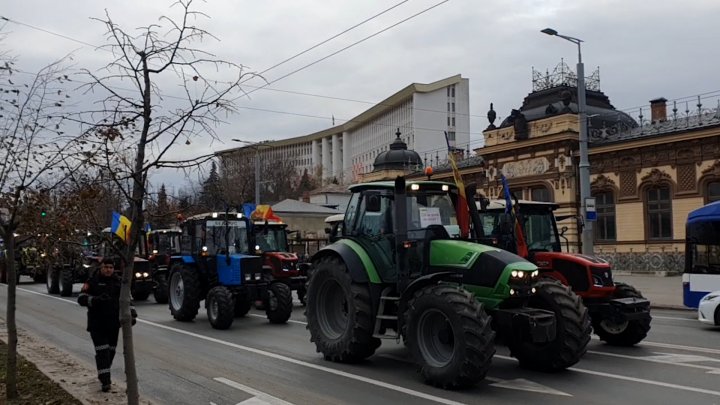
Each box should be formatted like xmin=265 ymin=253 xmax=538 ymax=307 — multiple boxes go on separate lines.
xmin=74 ymin=1 xmax=259 ymax=402
xmin=0 ymin=55 xmax=78 ymax=400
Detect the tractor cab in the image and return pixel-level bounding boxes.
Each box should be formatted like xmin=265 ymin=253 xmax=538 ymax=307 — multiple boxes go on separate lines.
xmin=146 ymin=228 xmax=181 ymax=264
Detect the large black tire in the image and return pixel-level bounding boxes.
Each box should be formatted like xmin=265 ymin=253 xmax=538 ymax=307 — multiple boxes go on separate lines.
xmin=59 ymin=267 xmax=74 ymax=297
xmin=207 ymin=286 xmax=235 ymax=330
xmin=153 ymin=273 xmax=169 ymax=304
xmin=46 ymin=267 xmax=60 ymax=294
xmin=234 ymin=298 xmax=252 ymax=317
xmin=509 ymin=279 xmax=591 ymax=371
xmin=593 ymin=282 xmax=651 ymax=346
xmin=169 ymin=265 xmax=202 ymax=322
xmin=305 ymin=256 xmax=380 ymax=362
xmin=405 ymin=284 xmax=495 ymax=389
xmin=265 ymin=282 xmax=293 ymax=324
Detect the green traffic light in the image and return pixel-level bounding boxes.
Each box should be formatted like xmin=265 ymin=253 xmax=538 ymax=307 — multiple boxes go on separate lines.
xmin=41 ymin=211 xmax=47 ymax=217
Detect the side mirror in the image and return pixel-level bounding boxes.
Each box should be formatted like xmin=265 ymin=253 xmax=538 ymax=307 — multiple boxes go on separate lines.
xmin=324 ymin=227 xmax=332 ymax=235
xmin=560 ymin=226 xmax=568 ymax=236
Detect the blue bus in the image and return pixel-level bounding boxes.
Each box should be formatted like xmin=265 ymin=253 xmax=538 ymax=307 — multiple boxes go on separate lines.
xmin=684 ymin=201 xmax=720 ymax=308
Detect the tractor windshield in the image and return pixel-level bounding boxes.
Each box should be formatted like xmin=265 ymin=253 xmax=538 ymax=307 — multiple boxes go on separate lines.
xmin=255 ymin=226 xmax=288 ymax=252
xmin=204 ymin=220 xmax=249 ymax=255
xmin=154 ymin=232 xmax=180 ymax=253
xmin=407 ymin=192 xmax=460 ymax=237
xmin=478 ymin=210 xmax=558 ymax=252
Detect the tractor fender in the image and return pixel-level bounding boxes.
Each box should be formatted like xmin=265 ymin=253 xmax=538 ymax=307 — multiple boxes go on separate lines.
xmin=311 ymin=243 xmax=370 ymax=284
xmin=399 ymin=271 xmax=463 ymax=308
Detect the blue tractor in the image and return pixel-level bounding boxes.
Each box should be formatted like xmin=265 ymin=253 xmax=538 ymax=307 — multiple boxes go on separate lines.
xmin=167 ymin=212 xmax=293 ymax=329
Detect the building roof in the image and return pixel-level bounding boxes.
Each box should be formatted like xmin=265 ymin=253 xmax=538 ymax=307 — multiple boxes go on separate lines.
xmin=272 ymin=199 xmax=342 ymax=215
xmin=309 ymin=183 xmax=351 ymax=195
xmin=372 ymin=130 xmax=423 ymax=172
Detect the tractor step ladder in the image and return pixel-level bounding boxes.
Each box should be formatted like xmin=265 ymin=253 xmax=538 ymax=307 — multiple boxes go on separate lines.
xmin=373 ymin=288 xmax=400 ymax=339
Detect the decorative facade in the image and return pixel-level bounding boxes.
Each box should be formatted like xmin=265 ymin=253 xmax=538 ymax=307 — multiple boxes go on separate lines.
xmin=413 ymin=62 xmax=720 ymax=273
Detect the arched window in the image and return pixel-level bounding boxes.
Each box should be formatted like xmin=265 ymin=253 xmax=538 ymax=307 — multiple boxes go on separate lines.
xmin=646 ymin=185 xmax=673 ymax=239
xmin=707 ymin=180 xmax=720 ymax=203
xmin=593 ymin=191 xmax=616 ymax=241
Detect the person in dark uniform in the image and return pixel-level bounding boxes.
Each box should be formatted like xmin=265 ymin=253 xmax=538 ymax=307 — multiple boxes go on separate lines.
xmin=78 ymin=258 xmax=137 ymax=392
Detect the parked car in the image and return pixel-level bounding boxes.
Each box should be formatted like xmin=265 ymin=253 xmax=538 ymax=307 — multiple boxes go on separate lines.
xmin=698 ymin=290 xmax=720 ymax=326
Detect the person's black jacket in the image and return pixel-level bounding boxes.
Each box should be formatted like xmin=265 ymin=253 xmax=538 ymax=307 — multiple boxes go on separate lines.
xmin=78 ymin=271 xmax=135 ymax=331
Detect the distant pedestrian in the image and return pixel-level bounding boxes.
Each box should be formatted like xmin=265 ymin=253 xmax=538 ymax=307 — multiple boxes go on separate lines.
xmin=78 ymin=258 xmax=137 ymax=392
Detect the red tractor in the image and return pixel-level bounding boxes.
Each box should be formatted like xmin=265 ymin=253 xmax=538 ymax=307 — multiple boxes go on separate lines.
xmin=249 ymin=208 xmax=306 ymax=306
xmin=473 ymin=198 xmax=651 ymax=346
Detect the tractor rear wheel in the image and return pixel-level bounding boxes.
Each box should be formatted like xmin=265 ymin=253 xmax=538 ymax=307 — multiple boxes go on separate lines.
xmin=509 ymin=279 xmax=591 ymax=371
xmin=405 ymin=284 xmax=495 ymax=389
xmin=169 ymin=265 xmax=201 ymax=321
xmin=305 ymin=256 xmax=380 ymax=362
xmin=207 ymin=286 xmax=235 ymax=330
xmin=153 ymin=273 xmax=169 ymax=304
xmin=593 ymin=282 xmax=651 ymax=346
xmin=59 ymin=266 xmax=74 ymax=297
xmin=46 ymin=266 xmax=60 ymax=294
xmin=265 ymin=282 xmax=293 ymax=324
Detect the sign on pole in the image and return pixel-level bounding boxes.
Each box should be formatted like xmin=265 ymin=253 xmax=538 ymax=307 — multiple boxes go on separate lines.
xmin=585 ymin=197 xmax=597 ymax=221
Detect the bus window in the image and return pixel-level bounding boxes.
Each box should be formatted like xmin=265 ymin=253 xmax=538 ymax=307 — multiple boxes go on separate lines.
xmin=684 ymin=201 xmax=720 ymax=308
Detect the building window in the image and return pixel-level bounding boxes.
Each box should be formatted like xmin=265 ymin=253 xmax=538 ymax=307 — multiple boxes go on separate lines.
xmin=451 ymin=86 xmax=455 ymax=97
xmin=646 ymin=185 xmax=673 ymax=239
xmin=451 ymin=117 xmax=455 ymax=126
xmin=707 ymin=181 xmax=720 ymax=203
xmin=447 ymin=117 xmax=451 ymax=126
xmin=452 ymin=102 xmax=455 ymax=112
xmin=594 ymin=191 xmax=616 ymax=241
xmin=530 ymin=186 xmax=550 ymax=202
xmin=447 ymin=131 xmax=456 ymax=141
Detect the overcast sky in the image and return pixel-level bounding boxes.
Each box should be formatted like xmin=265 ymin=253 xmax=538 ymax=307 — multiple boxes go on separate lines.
xmin=3 ymin=0 xmax=719 ymax=192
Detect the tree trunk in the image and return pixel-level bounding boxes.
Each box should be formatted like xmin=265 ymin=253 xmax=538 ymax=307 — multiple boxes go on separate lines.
xmin=119 ymin=249 xmax=138 ymax=405
xmin=4 ymin=232 xmax=19 ymax=400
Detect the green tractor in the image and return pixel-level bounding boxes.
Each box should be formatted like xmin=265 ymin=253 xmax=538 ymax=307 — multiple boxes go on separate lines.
xmin=305 ymin=177 xmax=590 ymax=389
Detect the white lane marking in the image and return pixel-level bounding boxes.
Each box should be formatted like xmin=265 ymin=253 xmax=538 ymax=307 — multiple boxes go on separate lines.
xmin=495 ymin=355 xmax=720 ymax=397
xmin=588 ymin=351 xmax=720 ymax=373
xmin=215 ymin=377 xmax=294 ymax=405
xmin=652 ymin=315 xmax=697 ymax=322
xmin=248 ymin=313 xmax=307 ymax=326
xmin=486 ymin=377 xmax=571 ymax=397
xmin=238 ymin=398 xmax=278 ymax=405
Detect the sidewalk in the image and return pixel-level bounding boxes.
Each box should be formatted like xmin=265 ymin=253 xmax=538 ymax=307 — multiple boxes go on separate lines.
xmin=613 ymin=273 xmax=687 ymax=310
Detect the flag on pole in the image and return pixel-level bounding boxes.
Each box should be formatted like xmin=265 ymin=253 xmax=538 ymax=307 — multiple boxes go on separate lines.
xmin=111 ymin=211 xmax=132 ymax=244
xmin=251 ymin=205 xmax=282 ymax=222
xmin=500 ymin=174 xmax=529 ymax=257
xmin=444 ymin=132 xmax=469 ymax=238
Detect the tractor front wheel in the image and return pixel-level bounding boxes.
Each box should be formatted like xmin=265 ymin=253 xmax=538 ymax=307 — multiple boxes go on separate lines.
xmin=59 ymin=266 xmax=74 ymax=297
xmin=265 ymin=282 xmax=293 ymax=324
xmin=405 ymin=284 xmax=495 ymax=389
xmin=509 ymin=279 xmax=591 ymax=371
xmin=46 ymin=266 xmax=60 ymax=294
xmin=305 ymin=256 xmax=380 ymax=363
xmin=593 ymin=282 xmax=651 ymax=346
xmin=207 ymin=286 xmax=235 ymax=330
xmin=169 ymin=265 xmax=201 ymax=322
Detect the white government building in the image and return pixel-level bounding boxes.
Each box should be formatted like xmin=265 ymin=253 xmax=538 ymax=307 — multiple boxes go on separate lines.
xmin=216 ymin=74 xmax=470 ymax=184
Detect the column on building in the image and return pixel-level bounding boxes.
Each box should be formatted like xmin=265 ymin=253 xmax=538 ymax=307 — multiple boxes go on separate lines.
xmin=311 ymin=139 xmax=320 ymax=172
xmin=342 ymin=131 xmax=351 ymax=184
xmin=331 ymin=133 xmax=341 ymax=181
xmin=321 ymin=136 xmax=331 ymax=182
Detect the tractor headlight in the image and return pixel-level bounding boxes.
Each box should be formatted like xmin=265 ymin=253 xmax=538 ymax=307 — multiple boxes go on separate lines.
xmin=143 ymin=272 xmax=149 ymax=278
xmin=410 ymin=184 xmax=420 ymax=191
xmin=531 ymin=287 xmax=537 ymax=294
xmin=135 ymin=272 xmax=142 ymax=278
xmin=236 ymin=213 xmax=243 ymax=219
xmin=254 ymin=273 xmax=262 ymax=280
xmin=244 ymin=273 xmax=251 ymax=281
xmin=532 ymin=270 xmax=539 ymax=278
xmin=441 ymin=185 xmax=449 ymax=191
xmin=152 ymin=249 xmax=158 ymax=254
xmin=202 ymin=246 xmax=208 ymax=252
xmin=212 ymin=212 xmax=218 ymax=218
xmin=509 ymin=289 xmax=516 ymax=295
xmin=511 ymin=270 xmax=518 ymax=278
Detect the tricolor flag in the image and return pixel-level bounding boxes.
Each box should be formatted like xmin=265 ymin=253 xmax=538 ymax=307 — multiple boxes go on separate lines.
xmin=500 ymin=174 xmax=529 ymax=257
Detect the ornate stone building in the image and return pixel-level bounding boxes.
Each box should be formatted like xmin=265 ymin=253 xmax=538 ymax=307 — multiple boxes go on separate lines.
xmin=415 ymin=62 xmax=720 ymax=273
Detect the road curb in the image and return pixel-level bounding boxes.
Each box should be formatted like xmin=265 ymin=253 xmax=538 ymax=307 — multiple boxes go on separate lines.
xmin=650 ymin=304 xmax=693 ymax=311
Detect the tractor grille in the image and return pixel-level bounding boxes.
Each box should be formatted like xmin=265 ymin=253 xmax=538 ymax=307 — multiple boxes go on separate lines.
xmin=590 ymin=266 xmax=614 ymax=287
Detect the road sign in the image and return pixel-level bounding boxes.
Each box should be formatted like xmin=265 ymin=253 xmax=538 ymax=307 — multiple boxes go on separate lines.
xmin=585 ymin=197 xmax=597 ymax=221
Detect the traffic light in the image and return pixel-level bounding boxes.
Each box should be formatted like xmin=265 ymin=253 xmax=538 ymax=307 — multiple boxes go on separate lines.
xmin=40 ymin=209 xmax=47 ymax=218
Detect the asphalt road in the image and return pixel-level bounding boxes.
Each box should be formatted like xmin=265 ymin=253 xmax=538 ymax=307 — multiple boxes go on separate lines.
xmin=2 ymin=279 xmax=720 ymax=405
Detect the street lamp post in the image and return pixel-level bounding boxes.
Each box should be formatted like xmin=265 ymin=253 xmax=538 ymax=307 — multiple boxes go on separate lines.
xmin=541 ymin=28 xmax=593 ymax=254
xmin=231 ymin=139 xmax=269 ymax=205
